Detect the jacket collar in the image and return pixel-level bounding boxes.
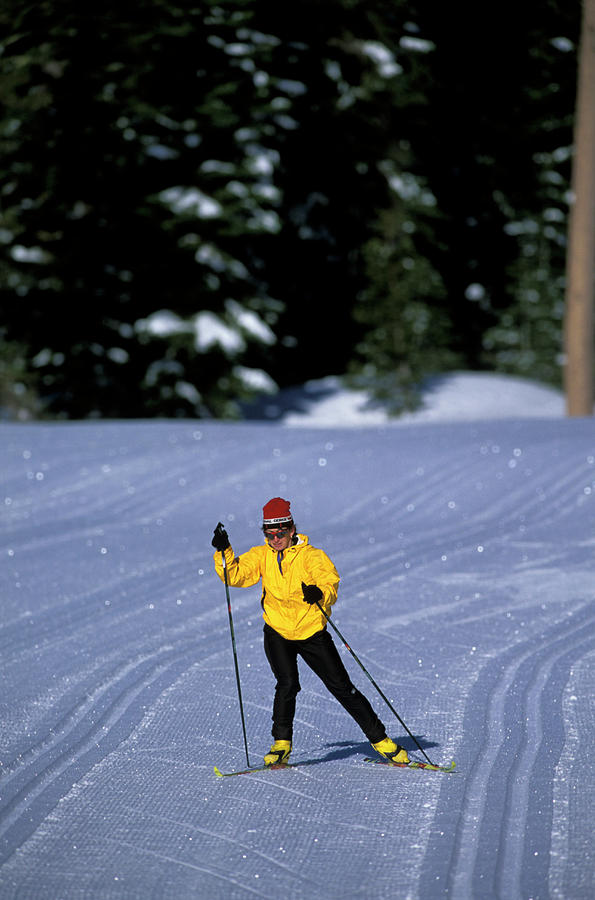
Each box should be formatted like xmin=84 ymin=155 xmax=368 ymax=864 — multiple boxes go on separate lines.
xmin=266 ymin=533 xmax=307 ymax=553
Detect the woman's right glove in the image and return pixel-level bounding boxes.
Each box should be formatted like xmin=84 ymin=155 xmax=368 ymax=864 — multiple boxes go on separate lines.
xmin=212 ymin=522 xmax=230 ymax=552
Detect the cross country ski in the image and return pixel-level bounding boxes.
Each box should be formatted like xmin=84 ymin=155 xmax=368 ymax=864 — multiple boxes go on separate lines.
xmin=363 ymin=757 xmax=456 ymax=773
xmin=214 ymin=757 xmax=456 ymax=777
xmin=214 ymin=762 xmax=296 ymax=778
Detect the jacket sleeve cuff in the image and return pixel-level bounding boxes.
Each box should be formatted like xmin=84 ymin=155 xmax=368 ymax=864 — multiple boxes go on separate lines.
xmin=213 ymin=544 xmax=234 ymax=565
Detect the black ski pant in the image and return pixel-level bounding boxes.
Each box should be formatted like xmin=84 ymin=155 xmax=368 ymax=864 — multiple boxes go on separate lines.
xmin=263 ymin=623 xmax=386 ymax=744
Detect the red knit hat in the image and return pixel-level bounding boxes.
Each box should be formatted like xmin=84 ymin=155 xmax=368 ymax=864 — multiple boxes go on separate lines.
xmin=262 ymin=497 xmax=293 ymax=526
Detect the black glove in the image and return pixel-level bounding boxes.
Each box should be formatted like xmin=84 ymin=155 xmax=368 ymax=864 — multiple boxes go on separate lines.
xmin=212 ymin=522 xmax=230 ymax=552
xmin=302 ymin=582 xmax=323 ymax=605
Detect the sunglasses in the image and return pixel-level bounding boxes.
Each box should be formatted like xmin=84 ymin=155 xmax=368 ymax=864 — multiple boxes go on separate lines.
xmin=263 ymin=526 xmax=292 ymax=538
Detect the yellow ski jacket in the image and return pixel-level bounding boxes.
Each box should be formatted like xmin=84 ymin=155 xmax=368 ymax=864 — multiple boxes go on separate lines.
xmin=213 ymin=534 xmax=340 ymax=641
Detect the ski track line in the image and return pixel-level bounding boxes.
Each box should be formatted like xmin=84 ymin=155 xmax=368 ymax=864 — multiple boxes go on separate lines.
xmin=0 ymin=561 xmax=204 ymax=662
xmin=0 ymin=651 xmax=173 ymax=781
xmin=495 ymin=631 xmax=595 ymax=898
xmin=420 ymin=601 xmax=594 ymax=898
xmin=105 ymin=838 xmax=268 ymax=899
xmin=2 ymin=434 xmax=314 ymax=551
xmin=326 ymin=449 xmax=479 ymax=527
xmin=0 ymin=610 xmax=228 ymax=772
xmin=461 ymin=634 xmax=576 ymax=897
xmin=0 ymin=656 xmax=177 ymax=846
xmin=118 ymin=808 xmax=325 ymax=890
xmin=462 ymin=611 xmax=594 ymax=898
xmin=0 ymin=588 xmax=155 ymax=660
xmin=219 ymin=769 xmax=319 ymax=803
xmin=0 ymin=638 xmax=215 ymax=865
xmin=0 ymin=617 xmax=225 ymax=776
xmin=361 ymin=456 xmax=592 ymax=577
xmin=336 ymin=446 xmax=587 ymax=540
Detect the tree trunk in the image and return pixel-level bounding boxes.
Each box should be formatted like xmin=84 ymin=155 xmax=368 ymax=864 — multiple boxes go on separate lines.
xmin=564 ymin=0 xmax=595 ymax=416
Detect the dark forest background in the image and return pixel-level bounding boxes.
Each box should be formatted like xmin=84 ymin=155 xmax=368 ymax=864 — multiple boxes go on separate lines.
xmin=0 ymin=0 xmax=581 ymax=419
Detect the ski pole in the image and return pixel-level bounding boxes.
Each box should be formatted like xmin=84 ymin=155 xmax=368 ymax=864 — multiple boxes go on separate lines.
xmin=221 ymin=550 xmax=251 ymax=768
xmin=315 ymin=600 xmax=436 ymax=766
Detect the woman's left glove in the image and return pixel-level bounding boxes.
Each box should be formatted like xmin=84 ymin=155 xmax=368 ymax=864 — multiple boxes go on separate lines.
xmin=302 ymin=582 xmax=323 ymax=605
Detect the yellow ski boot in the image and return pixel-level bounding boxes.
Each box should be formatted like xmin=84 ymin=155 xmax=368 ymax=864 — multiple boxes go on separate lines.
xmin=372 ymin=737 xmax=409 ymax=764
xmin=264 ymin=740 xmax=292 ymax=766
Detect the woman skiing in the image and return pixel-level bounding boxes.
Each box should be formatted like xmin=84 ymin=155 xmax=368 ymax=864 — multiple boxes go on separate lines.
xmin=212 ymin=497 xmax=409 ymax=766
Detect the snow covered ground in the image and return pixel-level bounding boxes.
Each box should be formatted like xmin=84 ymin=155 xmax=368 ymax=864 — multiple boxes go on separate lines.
xmin=0 ymin=373 xmax=593 ymax=899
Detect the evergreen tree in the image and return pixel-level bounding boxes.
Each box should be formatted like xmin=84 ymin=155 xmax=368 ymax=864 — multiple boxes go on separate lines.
xmin=0 ymin=0 xmax=287 ymax=417
xmin=351 ymin=0 xmax=580 ymax=405
xmin=0 ymin=0 xmax=583 ymax=418
xmin=482 ymin=6 xmax=579 ymax=387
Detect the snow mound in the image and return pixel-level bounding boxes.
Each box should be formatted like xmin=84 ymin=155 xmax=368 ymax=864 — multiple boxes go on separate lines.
xmin=276 ymin=372 xmax=566 ymax=427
